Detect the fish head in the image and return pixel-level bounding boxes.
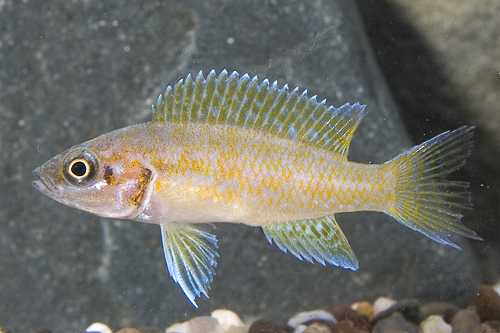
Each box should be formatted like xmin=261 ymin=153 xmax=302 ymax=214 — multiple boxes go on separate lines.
xmin=32 ymin=142 xmax=155 ymax=220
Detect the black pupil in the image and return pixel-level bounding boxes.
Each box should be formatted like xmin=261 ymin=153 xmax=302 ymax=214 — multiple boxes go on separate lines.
xmin=71 ymin=161 xmax=87 ymax=177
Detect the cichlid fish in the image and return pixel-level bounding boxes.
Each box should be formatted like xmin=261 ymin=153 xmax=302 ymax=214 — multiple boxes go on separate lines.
xmin=33 ymin=70 xmax=481 ymax=306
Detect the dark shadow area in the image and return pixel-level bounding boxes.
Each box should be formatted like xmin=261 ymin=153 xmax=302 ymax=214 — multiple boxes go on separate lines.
xmin=356 ymin=0 xmax=500 ymax=283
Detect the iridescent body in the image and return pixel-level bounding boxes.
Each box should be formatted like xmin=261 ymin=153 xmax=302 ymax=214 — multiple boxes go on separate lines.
xmin=33 ymin=70 xmax=481 ymax=306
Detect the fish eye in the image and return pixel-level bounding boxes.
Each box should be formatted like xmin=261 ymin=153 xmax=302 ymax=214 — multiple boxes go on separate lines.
xmin=62 ymin=149 xmax=98 ymax=186
xmin=69 ymin=159 xmax=90 ymax=178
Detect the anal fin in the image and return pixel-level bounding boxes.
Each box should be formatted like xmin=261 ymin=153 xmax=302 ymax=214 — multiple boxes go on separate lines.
xmin=262 ymin=215 xmax=358 ymax=270
xmin=160 ymin=224 xmax=219 ymax=307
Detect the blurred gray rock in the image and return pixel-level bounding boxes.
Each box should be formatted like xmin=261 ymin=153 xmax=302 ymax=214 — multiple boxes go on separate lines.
xmin=0 ymin=0 xmax=481 ymax=331
xmin=356 ymin=0 xmax=500 ymax=282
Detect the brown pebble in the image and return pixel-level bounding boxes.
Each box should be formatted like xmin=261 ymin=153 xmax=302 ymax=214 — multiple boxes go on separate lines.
xmin=351 ymin=302 xmax=373 ymax=319
xmin=248 ymin=319 xmax=292 ymax=333
xmin=332 ymin=320 xmax=369 ymax=333
xmin=450 ymin=306 xmax=481 ymax=333
xmin=330 ymin=304 xmax=357 ymax=321
xmin=473 ymin=285 xmax=500 ymax=321
xmin=473 ymin=320 xmax=500 ymax=333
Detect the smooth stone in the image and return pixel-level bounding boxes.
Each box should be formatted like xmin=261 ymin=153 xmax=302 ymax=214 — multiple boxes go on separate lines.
xmin=371 ymin=299 xmax=420 ymax=325
xmin=331 ymin=320 xmax=369 ymax=333
xmin=371 ymin=312 xmax=418 ymax=333
xmin=474 ymin=285 xmax=500 ymax=321
xmin=419 ymin=302 xmax=459 ymax=322
xmin=248 ymin=320 xmax=291 ymax=333
xmin=86 ymin=323 xmax=113 ymax=333
xmin=351 ymin=301 xmax=373 ymax=319
xmin=372 ymin=297 xmax=396 ymax=316
xmin=330 ymin=304 xmax=357 ymax=321
xmin=166 ymin=322 xmax=188 ymax=333
xmin=187 ymin=316 xmax=222 ymax=333
xmin=473 ymin=321 xmax=500 ymax=333
xmin=211 ymin=309 xmax=248 ymax=332
xmin=301 ymin=323 xmax=332 ymax=333
xmin=451 ymin=306 xmax=481 ymax=333
xmin=287 ymin=310 xmax=337 ymax=328
xmin=419 ymin=315 xmax=452 ymax=333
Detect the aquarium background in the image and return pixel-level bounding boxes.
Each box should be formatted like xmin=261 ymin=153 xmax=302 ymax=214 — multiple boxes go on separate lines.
xmin=0 ymin=0 xmax=498 ymax=331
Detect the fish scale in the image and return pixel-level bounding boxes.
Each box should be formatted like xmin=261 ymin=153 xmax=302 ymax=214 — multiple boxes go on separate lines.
xmin=33 ymin=69 xmax=481 ymax=307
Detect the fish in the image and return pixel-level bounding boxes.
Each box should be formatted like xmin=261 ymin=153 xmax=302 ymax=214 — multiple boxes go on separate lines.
xmin=32 ymin=69 xmax=481 ymax=307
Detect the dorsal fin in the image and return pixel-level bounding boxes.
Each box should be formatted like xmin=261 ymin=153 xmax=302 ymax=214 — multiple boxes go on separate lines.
xmin=152 ymin=70 xmax=367 ymax=156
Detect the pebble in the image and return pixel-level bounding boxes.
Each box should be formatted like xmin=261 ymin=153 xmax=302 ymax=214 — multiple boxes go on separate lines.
xmin=419 ymin=301 xmax=459 ymax=322
xmin=474 ymin=285 xmax=500 ymax=321
xmin=351 ymin=301 xmax=373 ymax=319
xmin=372 ymin=297 xmax=396 ymax=316
xmin=86 ymin=323 xmax=113 ymax=333
xmin=211 ymin=309 xmax=248 ymax=332
xmin=473 ymin=321 xmax=500 ymax=333
xmin=419 ymin=315 xmax=452 ymax=333
xmin=450 ymin=306 xmax=481 ymax=333
xmin=371 ymin=312 xmax=418 ymax=333
xmin=331 ymin=320 xmax=369 ymax=333
xmin=300 ymin=322 xmax=331 ymax=333
xmin=330 ymin=304 xmax=357 ymax=321
xmin=287 ymin=310 xmax=337 ymax=328
xmin=248 ymin=319 xmax=292 ymax=333
xmin=166 ymin=316 xmax=223 ymax=333
xmin=370 ymin=299 xmax=420 ymax=325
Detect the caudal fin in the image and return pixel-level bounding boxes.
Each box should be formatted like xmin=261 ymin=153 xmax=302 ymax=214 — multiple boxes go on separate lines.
xmin=386 ymin=126 xmax=481 ymax=249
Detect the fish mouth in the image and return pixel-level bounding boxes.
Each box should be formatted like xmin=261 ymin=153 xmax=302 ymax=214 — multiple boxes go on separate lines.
xmin=32 ymin=167 xmax=56 ymax=194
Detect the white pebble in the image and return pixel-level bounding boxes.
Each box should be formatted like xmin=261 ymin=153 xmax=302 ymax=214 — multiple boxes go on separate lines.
xmin=287 ymin=310 xmax=336 ymax=328
xmin=211 ymin=309 xmax=247 ymax=331
xmin=166 ymin=322 xmax=189 ymax=333
xmin=86 ymin=322 xmax=113 ymax=333
xmin=372 ymin=297 xmax=396 ymax=315
xmin=165 ymin=316 xmax=223 ymax=333
xmin=420 ymin=315 xmax=452 ymax=333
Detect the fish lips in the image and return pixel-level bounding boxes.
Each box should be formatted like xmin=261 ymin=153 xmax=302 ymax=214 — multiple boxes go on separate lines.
xmin=32 ymin=166 xmax=56 ymax=195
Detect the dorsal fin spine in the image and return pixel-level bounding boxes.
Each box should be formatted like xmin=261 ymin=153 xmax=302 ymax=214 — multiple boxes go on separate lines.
xmin=199 ymin=70 xmax=217 ymax=123
xmin=294 ymin=93 xmax=309 ymax=140
xmin=181 ymin=73 xmax=194 ymax=122
xmin=231 ymin=74 xmax=250 ymax=125
xmin=191 ymin=71 xmax=204 ymax=122
xmin=164 ymin=86 xmax=174 ymax=122
xmin=173 ymin=79 xmax=184 ymax=122
xmin=221 ymin=72 xmax=239 ymax=124
xmin=258 ymin=83 xmax=279 ymax=131
xmin=267 ymin=86 xmax=289 ymax=135
xmin=210 ymin=71 xmax=228 ymax=123
xmin=300 ymin=95 xmax=325 ymax=143
xmin=242 ymin=77 xmax=260 ymax=127
xmin=282 ymin=88 xmax=301 ymax=140
xmin=228 ymin=72 xmax=248 ymax=124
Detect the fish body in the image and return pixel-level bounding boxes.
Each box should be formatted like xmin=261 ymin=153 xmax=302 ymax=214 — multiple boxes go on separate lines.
xmin=33 ymin=70 xmax=480 ymax=306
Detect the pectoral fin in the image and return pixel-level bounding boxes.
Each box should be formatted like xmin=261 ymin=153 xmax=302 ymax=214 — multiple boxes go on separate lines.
xmin=262 ymin=215 xmax=358 ymax=270
xmin=160 ymin=224 xmax=219 ymax=307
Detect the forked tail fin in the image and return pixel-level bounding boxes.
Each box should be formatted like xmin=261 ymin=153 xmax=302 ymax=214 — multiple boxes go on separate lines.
xmin=386 ymin=126 xmax=481 ymax=249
